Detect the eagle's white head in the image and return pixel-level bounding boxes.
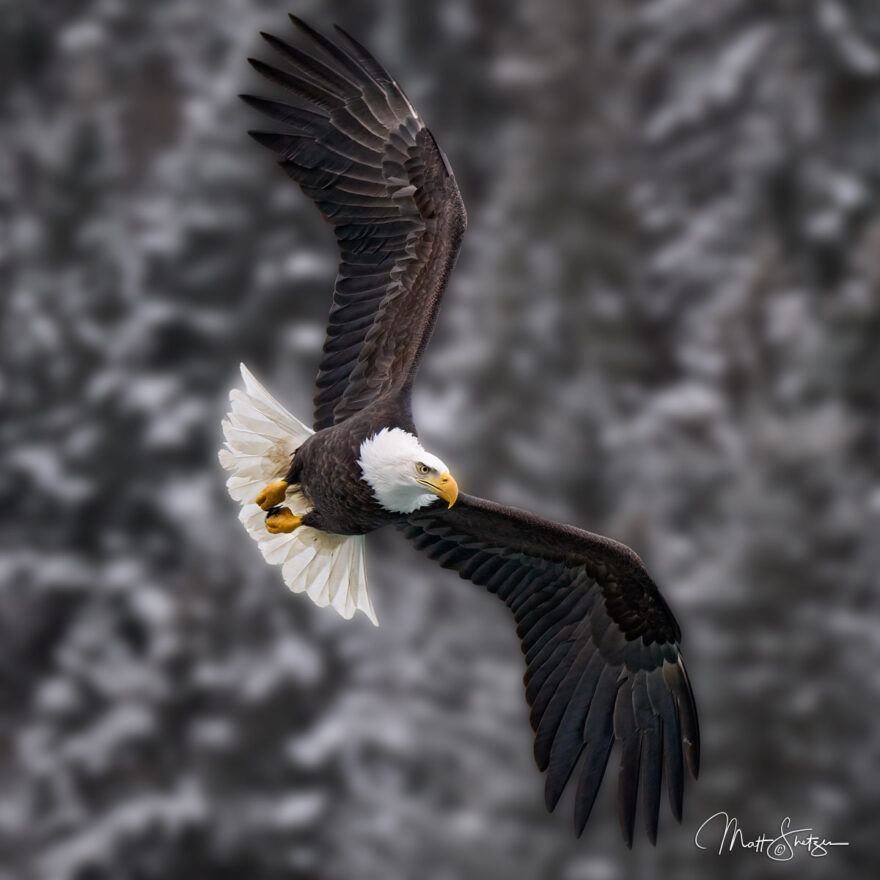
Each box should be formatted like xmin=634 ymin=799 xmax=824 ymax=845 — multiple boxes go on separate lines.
xmin=358 ymin=427 xmax=459 ymax=514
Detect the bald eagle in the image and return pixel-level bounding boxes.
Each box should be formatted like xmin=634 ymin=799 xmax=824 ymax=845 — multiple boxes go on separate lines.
xmin=219 ymin=16 xmax=699 ymax=846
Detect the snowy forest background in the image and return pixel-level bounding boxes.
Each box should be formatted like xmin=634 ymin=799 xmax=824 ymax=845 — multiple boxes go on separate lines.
xmin=3 ymin=0 xmax=880 ymax=877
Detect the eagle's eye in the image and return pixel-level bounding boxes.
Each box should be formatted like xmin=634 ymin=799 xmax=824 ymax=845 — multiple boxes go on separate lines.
xmin=416 ymin=463 xmax=430 ymax=475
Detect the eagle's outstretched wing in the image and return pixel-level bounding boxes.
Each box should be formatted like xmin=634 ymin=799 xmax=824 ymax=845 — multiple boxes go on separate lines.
xmin=399 ymin=494 xmax=700 ymax=845
xmin=243 ymin=16 xmax=467 ymax=430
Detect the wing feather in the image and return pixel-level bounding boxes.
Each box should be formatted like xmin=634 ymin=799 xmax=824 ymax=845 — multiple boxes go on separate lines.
xmin=614 ymin=676 xmax=642 ymax=847
xmin=399 ymin=493 xmax=699 ymax=845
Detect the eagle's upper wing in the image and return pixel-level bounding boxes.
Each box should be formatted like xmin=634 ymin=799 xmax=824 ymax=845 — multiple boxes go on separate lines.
xmin=399 ymin=494 xmax=699 ymax=845
xmin=243 ymin=16 xmax=467 ymax=430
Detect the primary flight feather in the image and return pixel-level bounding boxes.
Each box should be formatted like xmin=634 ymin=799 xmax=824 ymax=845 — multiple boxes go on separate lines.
xmin=219 ymin=15 xmax=699 ymax=846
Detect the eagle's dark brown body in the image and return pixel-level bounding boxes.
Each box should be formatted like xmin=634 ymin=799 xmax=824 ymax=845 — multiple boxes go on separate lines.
xmin=288 ymin=394 xmax=415 ymax=534
xmin=234 ymin=15 xmax=701 ymax=847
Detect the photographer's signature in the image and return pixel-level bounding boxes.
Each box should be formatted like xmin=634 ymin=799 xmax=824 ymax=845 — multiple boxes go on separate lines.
xmin=695 ymin=812 xmax=849 ymax=860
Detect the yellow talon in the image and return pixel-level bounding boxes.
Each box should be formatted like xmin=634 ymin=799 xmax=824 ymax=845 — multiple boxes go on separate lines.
xmin=256 ymin=480 xmax=289 ymax=510
xmin=265 ymin=507 xmax=302 ymax=534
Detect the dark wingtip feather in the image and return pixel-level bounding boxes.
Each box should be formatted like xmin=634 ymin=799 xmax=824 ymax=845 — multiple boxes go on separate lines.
xmin=677 ymin=659 xmax=701 ymax=779
xmin=631 ymin=675 xmax=662 ymax=845
xmin=247 ymin=56 xmax=283 ymax=82
xmin=664 ymin=656 xmax=700 ymax=785
xmin=544 ymin=739 xmax=584 ymax=812
xmin=614 ymin=680 xmax=641 ymax=848
xmin=246 ymin=57 xmax=276 ymax=82
xmin=287 ymin=14 xmax=336 ymax=53
xmin=544 ymin=779 xmax=559 ymax=813
xmin=260 ymin=30 xmax=310 ymax=66
xmin=332 ymin=23 xmax=372 ymax=56
xmin=287 ymin=14 xmax=368 ymax=85
xmin=687 ymin=739 xmax=700 ymax=780
xmin=642 ymin=737 xmax=661 ymax=845
xmin=332 ymin=23 xmax=357 ymax=41
xmin=573 ymin=733 xmax=614 ymax=836
xmin=259 ymin=32 xmax=300 ymax=65
xmin=288 ymin=13 xmax=320 ymax=38
xmin=240 ymin=93 xmax=266 ymax=110
xmin=331 ymin=23 xmax=390 ymax=82
xmin=246 ymin=130 xmax=285 ymax=155
xmin=618 ymin=747 xmax=639 ymax=847
xmin=248 ymin=57 xmax=274 ymax=77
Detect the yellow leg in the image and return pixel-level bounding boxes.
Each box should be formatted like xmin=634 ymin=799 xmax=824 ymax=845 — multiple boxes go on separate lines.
xmin=265 ymin=507 xmax=303 ymax=534
xmin=256 ymin=480 xmax=288 ymax=510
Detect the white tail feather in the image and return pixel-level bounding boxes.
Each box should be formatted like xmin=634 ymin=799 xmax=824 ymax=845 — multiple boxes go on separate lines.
xmin=219 ymin=363 xmax=377 ymax=625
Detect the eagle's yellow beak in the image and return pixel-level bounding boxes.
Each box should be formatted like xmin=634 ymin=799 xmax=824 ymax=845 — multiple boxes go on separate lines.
xmin=419 ymin=472 xmax=459 ymax=508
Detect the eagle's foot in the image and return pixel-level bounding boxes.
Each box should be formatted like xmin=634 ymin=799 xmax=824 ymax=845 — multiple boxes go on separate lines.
xmin=256 ymin=480 xmax=289 ymax=510
xmin=265 ymin=506 xmax=303 ymax=534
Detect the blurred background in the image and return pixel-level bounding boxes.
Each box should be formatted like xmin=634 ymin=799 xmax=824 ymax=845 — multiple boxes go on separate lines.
xmin=2 ymin=0 xmax=880 ymax=877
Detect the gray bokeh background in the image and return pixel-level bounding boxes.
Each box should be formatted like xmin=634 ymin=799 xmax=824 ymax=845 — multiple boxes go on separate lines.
xmin=3 ymin=1 xmax=880 ymax=878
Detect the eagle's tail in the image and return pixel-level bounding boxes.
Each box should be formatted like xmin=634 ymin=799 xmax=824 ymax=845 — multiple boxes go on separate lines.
xmin=218 ymin=363 xmax=377 ymax=625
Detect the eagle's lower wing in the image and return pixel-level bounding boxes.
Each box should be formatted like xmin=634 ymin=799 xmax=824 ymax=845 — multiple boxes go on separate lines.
xmin=399 ymin=494 xmax=699 ymax=845
xmin=244 ymin=16 xmax=467 ymax=431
